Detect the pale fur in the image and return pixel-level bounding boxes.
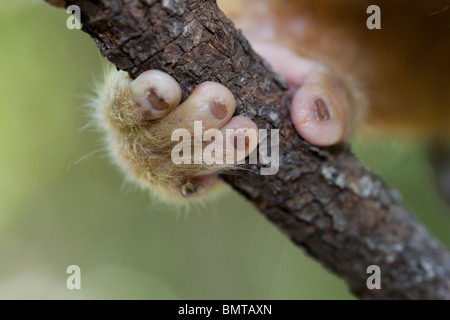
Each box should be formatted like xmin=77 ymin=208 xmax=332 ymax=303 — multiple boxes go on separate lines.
xmin=94 ymin=68 xmax=232 ymax=203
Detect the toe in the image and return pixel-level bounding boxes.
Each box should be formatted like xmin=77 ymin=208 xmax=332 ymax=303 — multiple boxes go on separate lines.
xmin=291 ymin=71 xmax=351 ymax=147
xmin=130 ymin=70 xmax=182 ymax=121
xmin=180 ymin=175 xmax=219 ymax=197
xmin=221 ymin=116 xmax=259 ymax=164
xmin=250 ymin=40 xmax=319 ymax=90
xmin=169 ymin=82 xmax=236 ymax=132
xmin=250 ymin=40 xmax=363 ymax=146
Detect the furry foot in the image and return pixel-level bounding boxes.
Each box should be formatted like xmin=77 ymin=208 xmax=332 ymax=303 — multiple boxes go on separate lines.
xmin=96 ymin=70 xmax=258 ymax=202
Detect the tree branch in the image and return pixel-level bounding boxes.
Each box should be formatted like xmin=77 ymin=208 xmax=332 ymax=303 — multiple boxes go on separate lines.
xmin=46 ymin=0 xmax=450 ymax=299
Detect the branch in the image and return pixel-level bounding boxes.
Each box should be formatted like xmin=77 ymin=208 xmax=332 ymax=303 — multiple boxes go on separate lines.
xmin=46 ymin=0 xmax=450 ymax=299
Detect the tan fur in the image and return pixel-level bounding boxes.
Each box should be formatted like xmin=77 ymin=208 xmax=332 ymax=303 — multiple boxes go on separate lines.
xmin=94 ymin=70 xmax=232 ymax=203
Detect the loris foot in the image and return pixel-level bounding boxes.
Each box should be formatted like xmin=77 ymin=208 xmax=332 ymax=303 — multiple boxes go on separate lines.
xmin=95 ymin=70 xmax=258 ymax=202
xmin=250 ymin=40 xmax=367 ymax=147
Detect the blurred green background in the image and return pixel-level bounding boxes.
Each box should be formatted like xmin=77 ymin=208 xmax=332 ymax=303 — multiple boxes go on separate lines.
xmin=0 ymin=1 xmax=449 ymax=300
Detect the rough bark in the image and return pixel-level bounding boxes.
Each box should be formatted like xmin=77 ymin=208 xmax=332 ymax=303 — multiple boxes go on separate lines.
xmin=45 ymin=0 xmax=450 ymax=299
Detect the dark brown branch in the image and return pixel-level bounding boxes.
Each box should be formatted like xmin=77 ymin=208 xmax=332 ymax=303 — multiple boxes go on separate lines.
xmin=45 ymin=0 xmax=450 ymax=299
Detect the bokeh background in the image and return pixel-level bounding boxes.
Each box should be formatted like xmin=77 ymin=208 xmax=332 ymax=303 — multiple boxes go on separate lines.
xmin=0 ymin=1 xmax=449 ymax=300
